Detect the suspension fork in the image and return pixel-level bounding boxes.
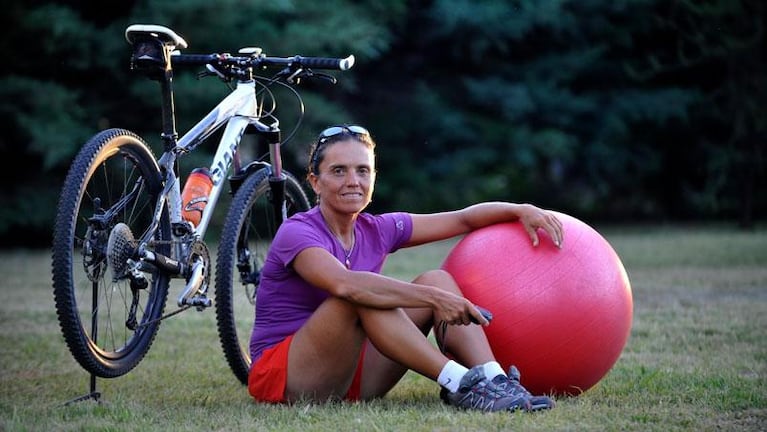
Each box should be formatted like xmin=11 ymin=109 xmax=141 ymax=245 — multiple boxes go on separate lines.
xmin=261 ymin=126 xmax=288 ymax=227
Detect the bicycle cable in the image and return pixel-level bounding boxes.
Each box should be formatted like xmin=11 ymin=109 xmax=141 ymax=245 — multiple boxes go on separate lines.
xmin=202 ymin=58 xmax=309 ymax=154
xmin=253 ymin=72 xmax=306 ymax=148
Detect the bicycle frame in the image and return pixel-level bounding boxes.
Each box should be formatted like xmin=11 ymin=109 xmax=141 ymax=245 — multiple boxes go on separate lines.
xmin=172 ymin=82 xmax=283 ymax=235
xmin=124 ymin=25 xmax=351 ymax=268
xmin=53 ymin=23 xmax=351 ymax=383
xmin=141 ymin=77 xmax=285 ymax=270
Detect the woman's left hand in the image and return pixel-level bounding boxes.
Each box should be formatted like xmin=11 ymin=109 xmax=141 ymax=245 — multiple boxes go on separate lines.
xmin=517 ymin=205 xmax=564 ymax=248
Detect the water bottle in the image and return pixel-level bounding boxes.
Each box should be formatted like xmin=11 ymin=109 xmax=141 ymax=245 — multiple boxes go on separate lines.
xmin=181 ymin=167 xmax=213 ymax=226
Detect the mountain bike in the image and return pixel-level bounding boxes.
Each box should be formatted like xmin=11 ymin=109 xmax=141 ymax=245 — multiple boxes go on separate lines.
xmin=51 ymin=24 xmax=355 ymax=385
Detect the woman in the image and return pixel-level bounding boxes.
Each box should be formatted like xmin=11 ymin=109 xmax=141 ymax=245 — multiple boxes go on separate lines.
xmin=248 ymin=125 xmax=564 ymax=412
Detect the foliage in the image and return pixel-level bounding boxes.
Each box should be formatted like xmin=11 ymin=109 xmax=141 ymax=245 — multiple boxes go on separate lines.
xmin=1 ymin=0 xmax=765 ymax=245
xmin=358 ymin=0 xmax=765 ymax=223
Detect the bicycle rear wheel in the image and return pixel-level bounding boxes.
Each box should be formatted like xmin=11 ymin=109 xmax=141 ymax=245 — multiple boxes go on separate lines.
xmin=52 ymin=128 xmax=171 ymax=378
xmin=215 ymin=169 xmax=310 ymax=384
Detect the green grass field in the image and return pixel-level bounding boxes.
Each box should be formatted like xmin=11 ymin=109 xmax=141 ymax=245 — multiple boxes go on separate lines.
xmin=1 ymin=225 xmax=765 ymax=431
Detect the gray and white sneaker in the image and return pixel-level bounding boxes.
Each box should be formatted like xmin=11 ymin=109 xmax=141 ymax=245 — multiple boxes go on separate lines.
xmin=505 ymin=365 xmax=556 ymax=411
xmin=441 ymin=365 xmax=532 ymax=412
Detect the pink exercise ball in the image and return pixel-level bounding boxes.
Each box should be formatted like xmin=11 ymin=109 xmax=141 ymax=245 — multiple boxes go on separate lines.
xmin=442 ymin=212 xmax=632 ymax=396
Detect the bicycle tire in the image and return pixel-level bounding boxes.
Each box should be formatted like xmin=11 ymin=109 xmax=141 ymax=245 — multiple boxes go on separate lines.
xmin=52 ymin=128 xmax=171 ymax=378
xmin=215 ymin=169 xmax=310 ymax=384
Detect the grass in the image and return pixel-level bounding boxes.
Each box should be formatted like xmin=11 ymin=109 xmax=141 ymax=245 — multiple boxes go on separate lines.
xmin=1 ymin=224 xmax=766 ymax=431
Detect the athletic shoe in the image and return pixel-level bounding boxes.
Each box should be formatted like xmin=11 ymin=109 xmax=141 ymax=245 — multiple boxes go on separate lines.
xmin=440 ymin=365 xmax=532 ymax=412
xmin=505 ymin=365 xmax=556 ymax=411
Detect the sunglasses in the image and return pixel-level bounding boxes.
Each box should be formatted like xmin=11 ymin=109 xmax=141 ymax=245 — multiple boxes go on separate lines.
xmin=317 ymin=125 xmax=370 ymax=144
xmin=311 ymin=125 xmax=371 ymax=173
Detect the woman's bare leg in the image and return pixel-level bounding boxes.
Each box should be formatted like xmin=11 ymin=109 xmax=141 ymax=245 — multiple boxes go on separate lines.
xmin=357 ymin=269 xmax=497 ymax=399
xmin=287 ymin=269 xmax=497 ymax=401
xmin=286 ymin=293 xmax=448 ymax=401
xmin=285 ymin=296 xmax=367 ymax=402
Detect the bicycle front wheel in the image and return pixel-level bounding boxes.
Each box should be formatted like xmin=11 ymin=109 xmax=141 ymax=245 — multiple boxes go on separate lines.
xmin=52 ymin=128 xmax=171 ymax=378
xmin=215 ymin=169 xmax=310 ymax=384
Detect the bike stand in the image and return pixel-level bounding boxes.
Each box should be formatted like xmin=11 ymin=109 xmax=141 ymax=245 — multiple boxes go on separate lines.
xmin=62 ymin=285 xmax=104 ymax=406
xmin=64 ymin=373 xmax=101 ymax=405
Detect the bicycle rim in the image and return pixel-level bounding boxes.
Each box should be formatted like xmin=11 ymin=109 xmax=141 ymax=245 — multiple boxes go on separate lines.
xmin=215 ymin=169 xmax=310 ymax=384
xmin=52 ymin=128 xmax=171 ymax=378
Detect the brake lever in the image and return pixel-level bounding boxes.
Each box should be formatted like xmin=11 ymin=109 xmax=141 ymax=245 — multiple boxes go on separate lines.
xmin=312 ymin=72 xmax=337 ymax=84
xmin=197 ymin=64 xmax=228 ymax=81
xmin=284 ymin=67 xmax=303 ymax=84
xmin=281 ymin=68 xmax=337 ymax=85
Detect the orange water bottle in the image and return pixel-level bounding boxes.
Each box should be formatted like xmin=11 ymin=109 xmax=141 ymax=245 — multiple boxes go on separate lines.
xmin=181 ymin=167 xmax=213 ymax=226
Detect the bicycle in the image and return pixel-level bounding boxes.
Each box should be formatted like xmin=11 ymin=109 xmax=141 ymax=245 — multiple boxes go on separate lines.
xmin=51 ymin=24 xmax=355 ymax=385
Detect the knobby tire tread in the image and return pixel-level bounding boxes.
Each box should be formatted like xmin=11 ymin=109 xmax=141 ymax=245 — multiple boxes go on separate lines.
xmin=52 ymin=128 xmax=170 ymax=378
xmin=215 ymin=169 xmax=310 ymax=384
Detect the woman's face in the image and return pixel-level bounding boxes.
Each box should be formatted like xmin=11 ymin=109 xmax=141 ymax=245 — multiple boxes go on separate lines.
xmin=309 ymin=138 xmax=376 ymax=215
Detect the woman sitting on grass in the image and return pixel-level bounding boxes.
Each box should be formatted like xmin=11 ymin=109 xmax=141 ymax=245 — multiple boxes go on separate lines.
xmin=247 ymin=125 xmax=563 ymax=412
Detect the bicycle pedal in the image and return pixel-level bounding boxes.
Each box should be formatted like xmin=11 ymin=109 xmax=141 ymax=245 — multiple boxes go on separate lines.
xmin=183 ymin=295 xmax=212 ymax=310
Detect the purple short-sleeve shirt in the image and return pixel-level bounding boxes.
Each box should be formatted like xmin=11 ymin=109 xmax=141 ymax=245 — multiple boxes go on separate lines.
xmin=249 ymin=207 xmax=413 ymax=361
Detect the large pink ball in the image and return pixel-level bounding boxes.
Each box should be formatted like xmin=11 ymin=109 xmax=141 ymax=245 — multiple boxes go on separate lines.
xmin=442 ymin=212 xmax=632 ymax=396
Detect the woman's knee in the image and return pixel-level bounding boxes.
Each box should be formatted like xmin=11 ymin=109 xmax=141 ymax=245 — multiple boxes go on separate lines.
xmin=413 ymin=269 xmax=463 ymax=294
xmin=294 ymin=297 xmax=366 ymax=350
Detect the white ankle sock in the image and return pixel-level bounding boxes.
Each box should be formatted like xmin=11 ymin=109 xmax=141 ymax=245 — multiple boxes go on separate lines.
xmin=482 ymin=361 xmax=506 ymax=379
xmin=437 ymin=360 xmax=469 ymax=393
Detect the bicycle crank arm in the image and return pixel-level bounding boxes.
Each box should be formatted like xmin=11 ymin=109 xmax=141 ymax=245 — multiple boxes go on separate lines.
xmin=137 ymin=248 xmax=211 ymax=308
xmin=138 ymin=248 xmax=187 ymax=276
xmin=177 ymin=257 xmax=211 ymax=308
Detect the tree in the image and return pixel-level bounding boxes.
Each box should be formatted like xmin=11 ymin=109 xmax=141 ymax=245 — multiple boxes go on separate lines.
xmin=1 ymin=0 xmax=764 ymax=246
xmin=356 ymin=0 xmax=764 ymax=224
xmin=626 ymin=0 xmax=766 ymax=226
xmin=0 ymin=0 xmax=406 ymax=245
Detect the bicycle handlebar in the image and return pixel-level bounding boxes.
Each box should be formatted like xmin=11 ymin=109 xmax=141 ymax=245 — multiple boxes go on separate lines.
xmin=171 ymin=53 xmax=355 ymax=71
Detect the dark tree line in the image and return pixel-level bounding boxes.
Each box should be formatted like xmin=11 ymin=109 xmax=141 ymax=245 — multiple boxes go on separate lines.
xmin=1 ymin=0 xmax=764 ymax=246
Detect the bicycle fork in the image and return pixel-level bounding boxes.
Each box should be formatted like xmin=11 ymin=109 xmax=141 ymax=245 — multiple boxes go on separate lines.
xmin=263 ymin=126 xmax=288 ymax=224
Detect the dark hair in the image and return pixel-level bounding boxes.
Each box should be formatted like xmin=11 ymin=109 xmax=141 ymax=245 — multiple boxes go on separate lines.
xmin=307 ymin=125 xmax=376 ymax=175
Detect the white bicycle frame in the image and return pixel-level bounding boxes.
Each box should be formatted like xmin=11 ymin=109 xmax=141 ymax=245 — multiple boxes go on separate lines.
xmin=150 ymin=79 xmax=283 ymax=245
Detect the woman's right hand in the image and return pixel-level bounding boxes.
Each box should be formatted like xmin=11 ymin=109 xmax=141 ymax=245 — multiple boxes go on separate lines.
xmin=433 ymin=293 xmax=490 ymax=326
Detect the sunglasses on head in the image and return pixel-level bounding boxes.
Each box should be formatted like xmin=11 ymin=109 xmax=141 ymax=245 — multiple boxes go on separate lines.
xmin=311 ymin=125 xmax=371 ymax=173
xmin=317 ymin=125 xmax=370 ymax=144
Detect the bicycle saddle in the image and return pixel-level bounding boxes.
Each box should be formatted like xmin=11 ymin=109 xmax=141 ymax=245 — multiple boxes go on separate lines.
xmin=125 ymin=24 xmax=188 ymax=49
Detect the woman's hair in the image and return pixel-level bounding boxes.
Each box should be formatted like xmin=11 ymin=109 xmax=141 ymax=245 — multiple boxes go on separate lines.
xmin=307 ymin=125 xmax=376 ymax=176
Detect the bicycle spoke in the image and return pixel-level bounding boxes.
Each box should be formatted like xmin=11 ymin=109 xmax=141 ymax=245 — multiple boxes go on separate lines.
xmin=54 ymin=129 xmax=170 ymax=377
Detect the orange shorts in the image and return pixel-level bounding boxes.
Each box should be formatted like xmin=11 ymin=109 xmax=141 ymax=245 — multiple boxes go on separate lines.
xmin=248 ymin=334 xmax=366 ymax=403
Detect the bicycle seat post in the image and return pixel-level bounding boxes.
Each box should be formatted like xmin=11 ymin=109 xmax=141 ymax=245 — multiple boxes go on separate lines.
xmin=158 ymin=68 xmax=179 ymax=150
xmin=125 ymin=25 xmax=186 ymax=150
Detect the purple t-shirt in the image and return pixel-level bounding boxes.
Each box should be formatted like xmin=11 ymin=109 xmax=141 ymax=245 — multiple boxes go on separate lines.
xmin=249 ymin=206 xmax=413 ymax=361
